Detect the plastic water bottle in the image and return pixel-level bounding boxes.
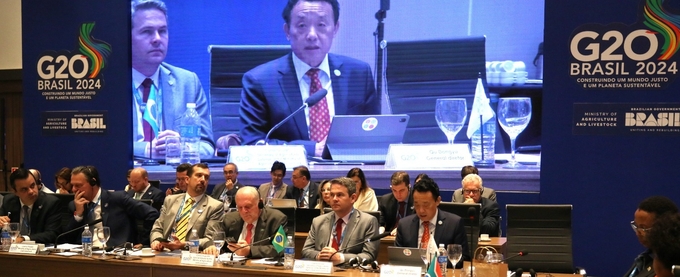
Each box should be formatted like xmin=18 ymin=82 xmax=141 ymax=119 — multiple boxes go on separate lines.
xmin=188 ymin=229 xmax=200 ymax=254
xmin=471 ymin=111 xmax=496 ymax=168
xmin=179 ymin=103 xmax=201 ymax=164
xmin=82 ymin=226 xmax=93 ymax=257
xmin=284 ymin=235 xmax=295 ymax=269
xmin=1 ymin=223 xmax=10 ymax=251
xmin=437 ymin=244 xmax=448 ymax=275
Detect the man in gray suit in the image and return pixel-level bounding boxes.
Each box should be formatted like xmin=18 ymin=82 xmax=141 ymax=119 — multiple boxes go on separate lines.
xmin=257 ymin=161 xmax=288 ymax=206
xmin=150 ymin=163 xmax=223 ymax=251
xmin=131 ymin=0 xmax=214 ymax=159
xmin=302 ymin=177 xmax=379 ymax=265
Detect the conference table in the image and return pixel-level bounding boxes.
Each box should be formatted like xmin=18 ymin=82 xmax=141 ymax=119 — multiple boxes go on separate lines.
xmin=0 ymin=251 xmax=581 ymax=277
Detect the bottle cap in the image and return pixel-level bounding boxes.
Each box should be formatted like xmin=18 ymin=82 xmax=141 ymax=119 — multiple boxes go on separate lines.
xmin=186 ymin=103 xmax=196 ymax=109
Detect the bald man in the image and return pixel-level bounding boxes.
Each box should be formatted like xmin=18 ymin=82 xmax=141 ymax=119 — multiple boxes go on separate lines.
xmin=29 ymin=169 xmax=53 ymax=193
xmin=127 ymin=167 xmax=165 ymax=206
xmin=204 ymin=186 xmax=287 ymax=258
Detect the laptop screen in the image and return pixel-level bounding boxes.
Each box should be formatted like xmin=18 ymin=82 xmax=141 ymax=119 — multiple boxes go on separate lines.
xmin=326 ymin=114 xmax=409 ymax=163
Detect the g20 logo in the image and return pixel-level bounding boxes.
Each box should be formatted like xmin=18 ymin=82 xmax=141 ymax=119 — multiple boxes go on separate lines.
xmin=38 ymin=54 xmax=91 ymax=80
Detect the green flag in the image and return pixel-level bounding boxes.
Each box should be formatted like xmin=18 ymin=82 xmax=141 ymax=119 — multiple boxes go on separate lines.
xmin=272 ymin=225 xmax=287 ymax=253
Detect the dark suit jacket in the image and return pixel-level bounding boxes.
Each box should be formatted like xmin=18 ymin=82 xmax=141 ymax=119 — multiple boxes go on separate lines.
xmin=622 ymin=250 xmax=655 ymax=277
xmin=479 ymin=197 xmax=501 ymax=237
xmin=378 ymin=191 xmax=414 ymax=230
xmin=395 ymin=209 xmax=470 ymax=267
xmin=239 ymin=53 xmax=380 ymax=154
xmin=284 ymin=181 xmax=319 ymax=209
xmin=67 ymin=189 xmax=159 ymax=247
xmin=0 ymin=192 xmax=62 ymax=243
xmin=127 ymin=185 xmax=165 ymax=207
xmin=210 ymin=180 xmax=243 ymax=208
xmin=206 ymin=207 xmax=287 ymax=258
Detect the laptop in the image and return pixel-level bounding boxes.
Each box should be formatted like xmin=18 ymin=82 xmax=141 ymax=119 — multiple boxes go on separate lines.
xmin=387 ymin=246 xmax=427 ymax=273
xmin=325 ymin=114 xmax=410 ymax=163
xmin=270 ymin=198 xmax=297 ymax=208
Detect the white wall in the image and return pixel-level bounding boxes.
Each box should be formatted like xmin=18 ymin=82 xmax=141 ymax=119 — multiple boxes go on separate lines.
xmin=0 ymin=0 xmax=22 ymax=70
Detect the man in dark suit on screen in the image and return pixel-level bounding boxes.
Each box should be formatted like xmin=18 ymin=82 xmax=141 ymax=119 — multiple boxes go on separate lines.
xmin=239 ymin=0 xmax=380 ymax=157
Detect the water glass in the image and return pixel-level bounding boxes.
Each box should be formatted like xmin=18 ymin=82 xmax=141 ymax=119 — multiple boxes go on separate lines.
xmin=447 ymin=244 xmax=463 ymax=268
xmin=94 ymin=227 xmax=110 ymax=258
xmin=212 ymin=231 xmax=225 ymax=260
xmin=435 ymin=98 xmax=468 ymax=144
xmin=165 ymin=135 xmax=181 ymax=165
xmin=8 ymin=223 xmax=19 ymax=244
xmin=497 ymin=97 xmax=532 ymax=168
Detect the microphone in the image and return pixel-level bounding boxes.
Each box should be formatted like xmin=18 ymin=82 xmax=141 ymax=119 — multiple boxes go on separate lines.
xmin=529 ymin=268 xmax=536 ymax=277
xmin=262 ymin=89 xmax=328 ymax=144
xmin=229 ymin=236 xmax=272 ymax=261
xmin=467 ymin=207 xmax=476 ymax=276
xmin=51 ymin=218 xmax=103 ymax=251
xmin=502 ymin=251 xmax=529 ymax=262
xmin=512 ymin=268 xmax=523 ymax=277
xmin=328 ymin=232 xmax=390 ymax=262
xmin=673 ymin=265 xmax=680 ymax=277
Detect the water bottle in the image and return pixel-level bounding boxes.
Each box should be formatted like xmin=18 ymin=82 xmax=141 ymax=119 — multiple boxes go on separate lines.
xmin=284 ymin=235 xmax=295 ymax=269
xmin=179 ymin=103 xmax=201 ymax=164
xmin=1 ymin=223 xmax=10 ymax=251
xmin=188 ymin=229 xmax=200 ymax=254
xmin=82 ymin=226 xmax=93 ymax=257
xmin=437 ymin=244 xmax=448 ymax=275
xmin=471 ymin=110 xmax=496 ymax=168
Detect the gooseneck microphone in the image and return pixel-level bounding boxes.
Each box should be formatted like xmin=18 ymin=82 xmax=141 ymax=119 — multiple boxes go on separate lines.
xmin=229 ymin=236 xmax=272 ymax=261
xmin=503 ymin=251 xmax=529 ymax=262
xmin=467 ymin=207 xmax=476 ymax=276
xmin=51 ymin=218 xmax=103 ymax=251
xmin=262 ymin=89 xmax=328 ymax=144
xmin=672 ymin=265 xmax=680 ymax=276
xmin=328 ymin=231 xmax=390 ymax=262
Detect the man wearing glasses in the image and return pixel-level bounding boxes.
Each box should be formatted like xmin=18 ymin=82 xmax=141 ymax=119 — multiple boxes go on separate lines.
xmin=210 ymin=163 xmax=243 ymax=208
xmin=285 ymin=166 xmax=318 ymax=209
xmin=461 ymin=174 xmax=500 ymax=237
xmin=624 ymin=196 xmax=678 ymax=277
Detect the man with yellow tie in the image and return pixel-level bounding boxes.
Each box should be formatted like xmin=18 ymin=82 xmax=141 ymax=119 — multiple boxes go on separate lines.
xmin=150 ymin=163 xmax=223 ymax=251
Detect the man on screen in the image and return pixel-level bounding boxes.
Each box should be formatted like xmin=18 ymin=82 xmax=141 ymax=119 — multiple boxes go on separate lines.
xmin=239 ymin=0 xmax=380 ymax=157
xmin=131 ymin=0 xmax=215 ymax=159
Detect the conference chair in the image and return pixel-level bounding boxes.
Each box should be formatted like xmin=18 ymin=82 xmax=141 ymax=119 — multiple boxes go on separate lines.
xmin=52 ymin=193 xmax=76 ymax=228
xmin=438 ymin=202 xmax=481 ymax=254
xmin=149 ymin=180 xmax=160 ymax=189
xmin=505 ymin=204 xmax=584 ymax=273
xmin=208 ymin=45 xmax=291 ymax=156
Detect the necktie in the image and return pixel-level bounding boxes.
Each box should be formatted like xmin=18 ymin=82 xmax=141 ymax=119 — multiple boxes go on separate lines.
xmin=421 ymin=221 xmax=430 ymax=248
xmin=134 ymin=193 xmax=141 ymax=200
xmin=21 ymin=205 xmax=30 ymax=235
xmin=141 ymin=78 xmax=156 ymax=142
xmin=306 ymin=69 xmax=330 ymax=142
xmin=245 ymin=223 xmax=254 ymax=244
xmin=298 ymin=188 xmax=307 ymax=208
xmin=395 ymin=202 xmax=406 ymax=229
xmin=175 ymin=198 xmax=194 ymax=241
xmin=332 ymin=218 xmax=343 ymax=250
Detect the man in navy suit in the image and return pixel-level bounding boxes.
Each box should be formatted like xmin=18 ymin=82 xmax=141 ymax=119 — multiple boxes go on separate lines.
xmin=239 ymin=0 xmax=380 ymax=157
xmin=127 ymin=167 xmax=165 ymax=206
xmin=395 ymin=177 xmax=469 ymax=268
xmin=131 ymin=0 xmax=214 ymax=159
xmin=285 ymin=166 xmax=319 ymax=208
xmin=210 ymin=163 xmax=244 ymax=208
xmin=66 ymin=166 xmax=159 ymax=248
xmin=0 ymin=168 xmax=62 ymax=244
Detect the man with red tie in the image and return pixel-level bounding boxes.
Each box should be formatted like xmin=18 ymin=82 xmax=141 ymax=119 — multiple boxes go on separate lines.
xmin=379 ymin=171 xmax=415 ymax=236
xmin=302 ymin=177 xmax=379 ymax=265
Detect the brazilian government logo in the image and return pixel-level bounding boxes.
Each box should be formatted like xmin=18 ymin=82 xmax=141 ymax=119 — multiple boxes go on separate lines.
xmin=37 ymin=22 xmax=111 ymax=100
xmin=569 ymin=0 xmax=680 ymax=89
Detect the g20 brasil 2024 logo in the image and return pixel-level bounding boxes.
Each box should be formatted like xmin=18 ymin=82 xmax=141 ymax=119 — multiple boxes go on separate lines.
xmin=569 ymin=0 xmax=680 ymax=89
xmin=36 ymin=23 xmax=111 ymax=100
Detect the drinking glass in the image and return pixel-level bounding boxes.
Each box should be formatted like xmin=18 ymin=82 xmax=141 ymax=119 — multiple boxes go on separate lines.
xmin=447 ymin=244 xmax=463 ymax=268
xmin=212 ymin=231 xmax=225 ymax=261
xmin=497 ymin=97 xmax=532 ymax=168
xmin=8 ymin=223 xmax=19 ymax=245
xmin=419 ymin=243 xmax=431 ymax=268
xmin=94 ymin=227 xmax=110 ymax=258
xmin=435 ymin=98 xmax=468 ymax=144
xmin=224 ymin=196 xmax=232 ymax=212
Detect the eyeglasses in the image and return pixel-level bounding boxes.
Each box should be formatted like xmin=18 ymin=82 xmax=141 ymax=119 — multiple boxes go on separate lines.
xmin=463 ymin=189 xmax=481 ymax=195
xmin=630 ymin=221 xmax=651 ymax=233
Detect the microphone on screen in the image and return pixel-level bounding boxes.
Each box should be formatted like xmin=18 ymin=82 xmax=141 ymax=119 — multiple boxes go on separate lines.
xmin=328 ymin=231 xmax=390 ymax=262
xmin=50 ymin=218 xmax=103 ymax=252
xmin=261 ymin=89 xmax=328 ymax=144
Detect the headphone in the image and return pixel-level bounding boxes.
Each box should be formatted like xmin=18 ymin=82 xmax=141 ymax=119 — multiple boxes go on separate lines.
xmin=257 ymin=188 xmax=264 ymax=209
xmin=83 ymin=166 xmax=100 ymax=186
xmin=27 ymin=170 xmax=41 ymax=189
xmin=514 ymin=268 xmax=536 ymax=277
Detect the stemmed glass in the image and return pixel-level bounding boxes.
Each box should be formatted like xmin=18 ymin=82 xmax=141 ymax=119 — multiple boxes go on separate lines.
xmin=497 ymin=97 xmax=532 ymax=168
xmin=212 ymin=231 xmax=225 ymax=261
xmin=435 ymin=98 xmax=468 ymax=144
xmin=8 ymin=223 xmax=19 ymax=245
xmin=419 ymin=243 xmax=431 ymax=269
xmin=94 ymin=227 xmax=110 ymax=258
xmin=447 ymin=244 xmax=463 ymax=270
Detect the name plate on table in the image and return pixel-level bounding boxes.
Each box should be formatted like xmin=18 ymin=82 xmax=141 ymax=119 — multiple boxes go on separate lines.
xmin=385 ymin=143 xmax=472 ymax=169
xmin=9 ymin=244 xmax=39 ymax=254
xmin=293 ymin=260 xmax=334 ymax=274
xmin=229 ymin=145 xmax=307 ymax=171
xmin=380 ymin=265 xmax=423 ymax=277
xmin=180 ymin=252 xmax=216 ymax=266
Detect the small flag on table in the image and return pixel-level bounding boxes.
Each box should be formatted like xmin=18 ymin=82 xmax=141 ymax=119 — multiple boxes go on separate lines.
xmin=272 ymin=225 xmax=287 ymax=253
xmin=425 ymin=253 xmax=443 ymax=277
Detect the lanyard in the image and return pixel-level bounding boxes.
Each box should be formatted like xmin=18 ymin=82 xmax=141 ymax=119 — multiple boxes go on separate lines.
xmin=268 ymin=185 xmax=281 ymax=198
xmin=174 ymin=197 xmax=199 ymax=223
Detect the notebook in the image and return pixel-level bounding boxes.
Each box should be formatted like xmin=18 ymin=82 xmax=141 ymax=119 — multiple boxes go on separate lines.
xmin=325 ymin=114 xmax=409 ymax=163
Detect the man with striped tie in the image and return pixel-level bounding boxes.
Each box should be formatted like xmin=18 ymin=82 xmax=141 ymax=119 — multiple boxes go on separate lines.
xmin=150 ymin=163 xmax=223 ymax=251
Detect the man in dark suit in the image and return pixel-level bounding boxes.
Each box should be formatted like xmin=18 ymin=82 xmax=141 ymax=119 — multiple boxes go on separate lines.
xmin=395 ymin=177 xmax=469 ymax=268
xmin=461 ymin=174 xmax=500 ymax=237
xmin=66 ymin=166 xmax=159 ymax=248
xmin=210 ymin=162 xmax=243 ymax=208
xmin=204 ymin=186 xmax=287 ymax=258
xmin=0 ymin=168 xmax=62 ymax=243
xmin=648 ymin=213 xmax=680 ymax=277
xmin=127 ymin=167 xmax=165 ymax=205
xmin=379 ymin=171 xmax=414 ymax=236
xmin=239 ymin=0 xmax=380 ymax=157
xmin=131 ymin=0 xmax=214 ymax=159
xmin=284 ymin=166 xmax=318 ymax=209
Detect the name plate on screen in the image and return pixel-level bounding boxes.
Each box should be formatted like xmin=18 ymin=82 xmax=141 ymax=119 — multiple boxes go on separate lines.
xmin=385 ymin=143 xmax=472 ymax=169
xmin=9 ymin=244 xmax=39 ymax=254
xmin=380 ymin=265 xmax=423 ymax=277
xmin=228 ymin=145 xmax=307 ymax=171
xmin=180 ymin=252 xmax=215 ymax=266
xmin=293 ymin=260 xmax=334 ymax=274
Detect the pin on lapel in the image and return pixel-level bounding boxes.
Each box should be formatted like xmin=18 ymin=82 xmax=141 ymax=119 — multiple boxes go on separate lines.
xmin=334 ymin=69 xmax=341 ymax=77
xmin=198 ymin=209 xmax=203 ymax=214
xmin=169 ymin=79 xmax=175 ymax=86
xmin=38 ymin=205 xmax=42 ymax=209
xmin=438 ymin=220 xmax=443 ymax=225
xmin=147 ymin=191 xmax=152 ymax=195
xmin=105 ymin=203 xmax=109 ymax=208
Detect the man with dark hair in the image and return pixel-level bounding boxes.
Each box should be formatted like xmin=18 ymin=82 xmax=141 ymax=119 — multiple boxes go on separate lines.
xmin=624 ymin=196 xmax=679 ymax=277
xmin=166 ymin=163 xmax=191 ymax=195
xmin=131 ymin=0 xmax=214 ymax=159
xmin=285 ymin=166 xmax=318 ymax=208
xmin=210 ymin=162 xmax=243 ymax=208
xmin=127 ymin=167 xmax=165 ymax=205
xmin=0 ymin=168 xmax=62 ymax=243
xmin=67 ymin=165 xmax=159 ymax=247
xmin=379 ymin=171 xmax=414 ymax=235
xmin=258 ymin=161 xmax=288 ymax=206
xmin=452 ymin=165 xmax=497 ymax=203
xmin=395 ymin=178 xmax=469 ymax=268
xmin=239 ymin=0 xmax=380 ymax=157
xmin=648 ymin=212 xmax=680 ymax=277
